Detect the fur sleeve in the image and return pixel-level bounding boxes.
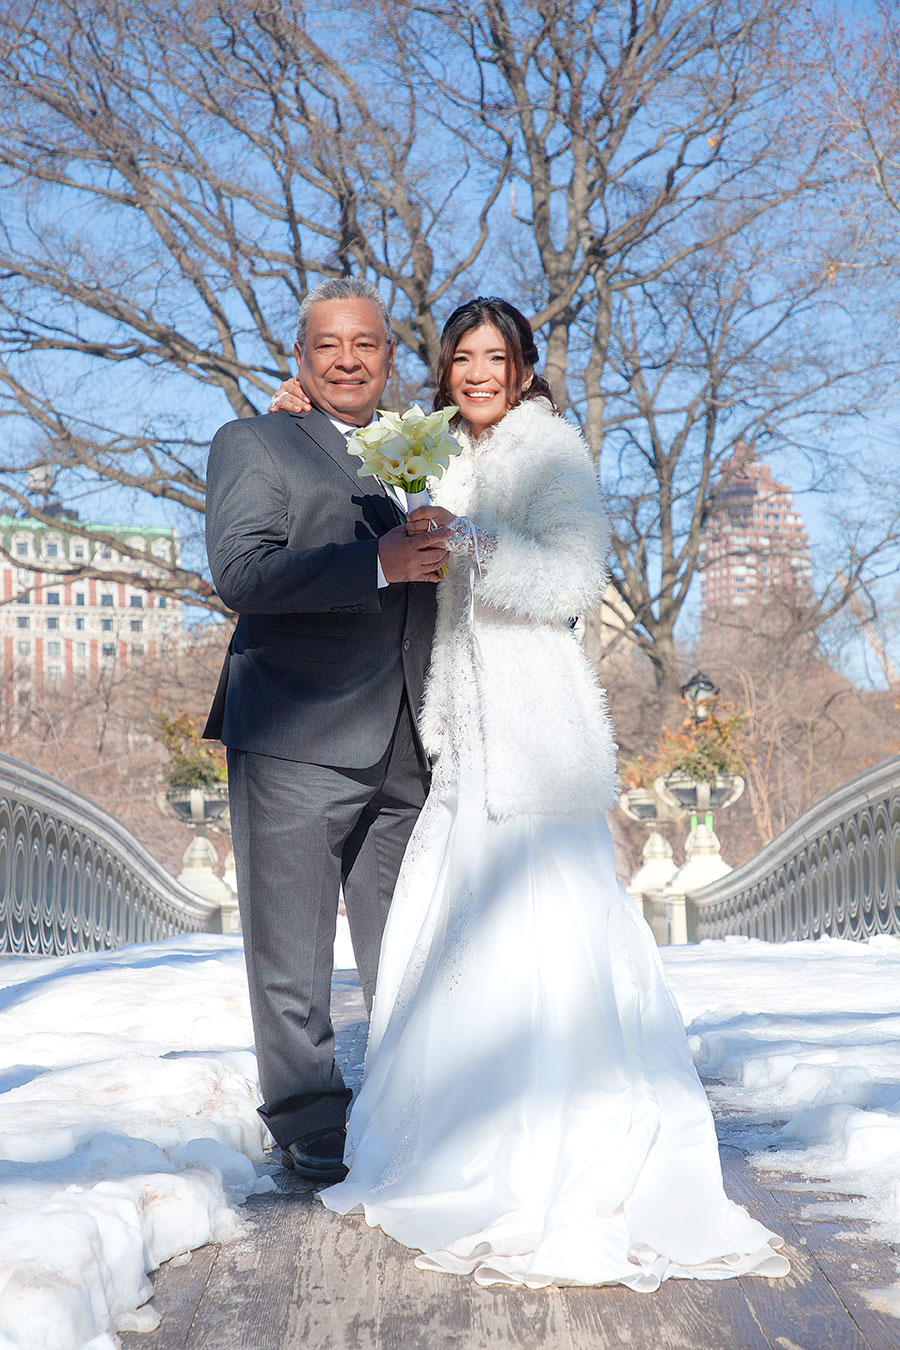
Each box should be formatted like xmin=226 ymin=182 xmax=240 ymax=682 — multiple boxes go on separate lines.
xmin=473 ymin=422 xmax=609 ymax=623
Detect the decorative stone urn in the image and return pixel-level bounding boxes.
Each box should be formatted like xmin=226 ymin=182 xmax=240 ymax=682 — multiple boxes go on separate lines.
xmin=166 ymin=782 xmax=230 ymax=827
xmin=654 ymin=771 xmax=745 ymax=820
xmin=158 ymin=784 xmax=238 ymax=931
xmin=619 ymin=785 xmax=679 ymax=914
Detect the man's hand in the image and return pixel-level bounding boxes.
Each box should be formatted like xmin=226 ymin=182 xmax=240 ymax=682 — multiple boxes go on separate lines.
xmin=268 ymin=375 xmax=313 ymax=414
xmin=405 ymin=505 xmax=455 ymax=533
xmin=378 ymin=524 xmax=448 ymax=583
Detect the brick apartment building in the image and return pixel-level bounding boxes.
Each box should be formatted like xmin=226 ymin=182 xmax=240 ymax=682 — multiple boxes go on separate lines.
xmin=0 ymin=514 xmax=183 ymax=690
xmin=699 ymin=448 xmax=813 ymax=616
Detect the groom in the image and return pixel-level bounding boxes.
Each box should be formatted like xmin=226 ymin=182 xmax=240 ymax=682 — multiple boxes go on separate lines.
xmin=204 ymin=278 xmax=445 ymax=1183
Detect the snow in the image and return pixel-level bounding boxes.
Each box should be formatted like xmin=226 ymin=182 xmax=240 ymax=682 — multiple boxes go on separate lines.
xmin=661 ymin=933 xmax=900 ymax=1315
xmin=2 ymin=923 xmax=900 ymax=1347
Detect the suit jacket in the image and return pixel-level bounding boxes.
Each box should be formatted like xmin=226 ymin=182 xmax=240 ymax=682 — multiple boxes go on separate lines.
xmin=203 ymin=407 xmax=436 ymax=768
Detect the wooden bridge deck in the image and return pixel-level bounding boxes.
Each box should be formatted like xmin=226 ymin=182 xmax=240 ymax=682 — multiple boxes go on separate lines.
xmin=124 ymin=975 xmax=900 ymax=1350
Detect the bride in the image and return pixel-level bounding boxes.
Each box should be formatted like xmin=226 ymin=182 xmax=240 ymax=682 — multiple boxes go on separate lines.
xmin=285 ymin=296 xmax=789 ymax=1290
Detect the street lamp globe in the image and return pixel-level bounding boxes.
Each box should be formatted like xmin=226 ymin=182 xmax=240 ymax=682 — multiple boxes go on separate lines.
xmin=680 ymin=670 xmax=719 ymax=723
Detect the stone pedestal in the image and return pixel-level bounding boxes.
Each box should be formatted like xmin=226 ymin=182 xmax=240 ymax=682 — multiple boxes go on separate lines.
xmin=656 ymin=823 xmax=733 ymax=944
xmin=626 ymin=830 xmax=677 ymax=918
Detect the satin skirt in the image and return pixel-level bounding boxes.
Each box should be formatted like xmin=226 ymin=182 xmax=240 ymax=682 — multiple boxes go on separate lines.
xmin=321 ymin=757 xmax=788 ymax=1289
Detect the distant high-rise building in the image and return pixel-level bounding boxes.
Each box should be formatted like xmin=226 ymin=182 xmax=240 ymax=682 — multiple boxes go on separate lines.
xmin=0 ymin=514 xmax=183 ymax=690
xmin=698 ymin=447 xmax=812 ymax=615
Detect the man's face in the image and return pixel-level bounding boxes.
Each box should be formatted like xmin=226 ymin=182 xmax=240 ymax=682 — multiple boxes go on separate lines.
xmin=294 ymin=298 xmax=394 ymax=425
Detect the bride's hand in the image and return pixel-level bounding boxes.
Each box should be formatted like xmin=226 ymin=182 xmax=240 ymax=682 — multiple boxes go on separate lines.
xmin=268 ymin=375 xmax=312 ymax=414
xmin=406 ymin=506 xmax=455 ymax=534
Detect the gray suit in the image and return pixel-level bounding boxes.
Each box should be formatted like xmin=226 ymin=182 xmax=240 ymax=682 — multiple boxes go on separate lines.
xmin=204 ymin=408 xmax=435 ymax=1147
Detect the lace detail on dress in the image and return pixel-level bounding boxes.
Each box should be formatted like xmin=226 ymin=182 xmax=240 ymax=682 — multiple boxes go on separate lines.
xmin=370 ymin=1077 xmax=421 ymax=1191
xmin=443 ymin=515 xmax=497 ymax=580
xmin=441 ymin=882 xmax=474 ymax=1003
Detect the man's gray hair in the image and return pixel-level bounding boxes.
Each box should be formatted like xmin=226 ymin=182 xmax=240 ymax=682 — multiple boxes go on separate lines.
xmin=296 ymin=278 xmax=393 ymax=350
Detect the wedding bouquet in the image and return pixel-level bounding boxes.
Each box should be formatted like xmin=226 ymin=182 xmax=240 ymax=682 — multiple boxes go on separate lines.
xmin=346 ymin=403 xmax=461 ymax=511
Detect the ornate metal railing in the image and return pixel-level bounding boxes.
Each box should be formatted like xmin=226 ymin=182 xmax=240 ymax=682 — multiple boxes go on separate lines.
xmin=0 ymin=753 xmax=223 ymax=956
xmin=689 ymin=754 xmax=900 ymax=942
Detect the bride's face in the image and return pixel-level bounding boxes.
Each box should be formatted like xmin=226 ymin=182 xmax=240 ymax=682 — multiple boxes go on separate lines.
xmin=449 ymin=322 xmax=529 ymax=437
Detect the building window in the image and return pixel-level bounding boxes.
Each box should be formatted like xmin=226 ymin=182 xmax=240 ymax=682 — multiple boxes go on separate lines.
xmin=16 ymin=616 xmax=28 ymax=629
xmin=99 ymin=545 xmax=112 ymax=559
xmin=158 ymin=596 xmax=167 ymax=609
xmin=48 ymin=665 xmax=61 ymax=680
xmin=129 ymin=595 xmax=143 ymax=608
xmin=131 ymin=643 xmax=144 ymax=657
xmin=100 ymin=594 xmax=113 ymax=607
xmin=102 ymin=642 xmax=116 ymax=657
xmin=75 ymin=593 xmax=85 ymax=606
xmin=74 ymin=665 xmax=86 ymax=677
xmin=17 ymin=640 xmax=28 ymax=655
xmin=76 ymin=642 xmax=86 ymax=657
xmin=16 ymin=593 xmax=29 ymax=604
xmin=101 ymin=618 xmax=113 ymax=632
xmin=47 ymin=641 xmax=61 ymax=657
xmin=75 ymin=617 xmax=85 ymax=632
xmin=46 ymin=616 xmax=59 ymax=631
xmin=130 ymin=619 xmax=143 ymax=633
xmin=72 ymin=544 xmax=85 ymax=560
xmin=15 ymin=540 xmax=28 ymax=557
xmin=159 ymin=619 xmax=169 ymax=634
xmin=45 ymin=542 xmax=59 ymax=558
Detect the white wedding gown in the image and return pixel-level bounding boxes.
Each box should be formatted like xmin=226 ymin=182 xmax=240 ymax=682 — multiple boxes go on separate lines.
xmin=321 ymin=691 xmax=789 ymax=1288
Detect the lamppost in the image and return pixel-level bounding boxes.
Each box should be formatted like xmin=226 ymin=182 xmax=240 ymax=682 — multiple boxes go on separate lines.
xmin=681 ymin=670 xmax=719 ymax=723
xmin=652 ymin=671 xmax=745 ymax=941
xmin=654 ymin=671 xmax=744 ymax=831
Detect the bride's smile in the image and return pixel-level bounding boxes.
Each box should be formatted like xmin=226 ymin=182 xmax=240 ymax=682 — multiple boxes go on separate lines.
xmin=448 ymin=322 xmax=520 ymax=436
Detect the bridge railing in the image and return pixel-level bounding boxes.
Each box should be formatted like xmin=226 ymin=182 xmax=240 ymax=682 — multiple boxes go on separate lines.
xmin=0 ymin=753 xmax=225 ymax=956
xmin=686 ymin=754 xmax=900 ymax=943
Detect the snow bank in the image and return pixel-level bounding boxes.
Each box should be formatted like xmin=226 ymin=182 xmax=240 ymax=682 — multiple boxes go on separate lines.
xmin=0 ymin=917 xmax=358 ymax=1350
xmin=0 ymin=934 xmax=274 ymax=1349
xmin=662 ymin=933 xmax=900 ymax=1313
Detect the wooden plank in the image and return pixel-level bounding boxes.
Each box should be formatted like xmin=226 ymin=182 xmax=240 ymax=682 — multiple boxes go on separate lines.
xmin=563 ymin=1269 xmax=768 ymax=1349
xmin=281 ymin=1198 xmax=386 ymax=1350
xmin=179 ymin=1183 xmax=309 ymax=1350
xmin=721 ymin=1147 xmax=874 ymax=1349
xmin=122 ymin=1244 xmax=218 ymax=1350
xmin=757 ymin=1172 xmax=900 ymax=1350
xmin=798 ymin=1224 xmax=900 ymax=1350
xmin=376 ymin=1245 xmax=577 ymax=1350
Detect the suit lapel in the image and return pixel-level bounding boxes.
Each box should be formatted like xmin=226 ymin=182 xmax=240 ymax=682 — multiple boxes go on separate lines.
xmin=291 ymin=408 xmax=405 ymax=532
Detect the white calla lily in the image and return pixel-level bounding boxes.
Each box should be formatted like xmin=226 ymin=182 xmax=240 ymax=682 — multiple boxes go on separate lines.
xmin=347 ymin=404 xmax=462 ymax=494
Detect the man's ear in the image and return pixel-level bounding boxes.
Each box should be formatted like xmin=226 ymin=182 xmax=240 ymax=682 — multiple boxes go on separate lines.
xmin=387 ymin=339 xmax=396 ymax=374
xmin=293 ymin=339 xmax=304 ymax=371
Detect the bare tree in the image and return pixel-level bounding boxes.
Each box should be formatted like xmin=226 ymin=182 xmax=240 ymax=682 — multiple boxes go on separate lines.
xmin=808 ymin=1 xmax=900 ymax=280
xmin=0 ymin=0 xmax=862 ymax=590
xmin=405 ymin=0 xmax=845 ymax=445
xmin=0 ymin=0 xmax=505 ymax=599
xmin=0 ymin=0 xmax=892 ymax=682
xmin=584 ymin=221 xmax=900 ymax=706
xmin=697 ymin=615 xmax=896 ymax=861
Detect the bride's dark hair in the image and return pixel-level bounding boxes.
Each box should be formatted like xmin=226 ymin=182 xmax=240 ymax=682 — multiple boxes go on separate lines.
xmin=433 ymin=297 xmax=557 ymax=416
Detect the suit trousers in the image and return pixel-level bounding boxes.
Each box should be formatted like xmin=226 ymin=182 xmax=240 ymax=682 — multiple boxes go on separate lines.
xmin=227 ymin=693 xmax=430 ymax=1148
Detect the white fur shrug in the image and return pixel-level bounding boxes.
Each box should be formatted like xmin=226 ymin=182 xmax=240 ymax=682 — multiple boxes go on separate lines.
xmin=421 ymin=398 xmax=618 ymax=820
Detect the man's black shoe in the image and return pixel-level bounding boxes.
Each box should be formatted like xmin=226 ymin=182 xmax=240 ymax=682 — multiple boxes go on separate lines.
xmin=281 ymin=1127 xmax=348 ymax=1183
